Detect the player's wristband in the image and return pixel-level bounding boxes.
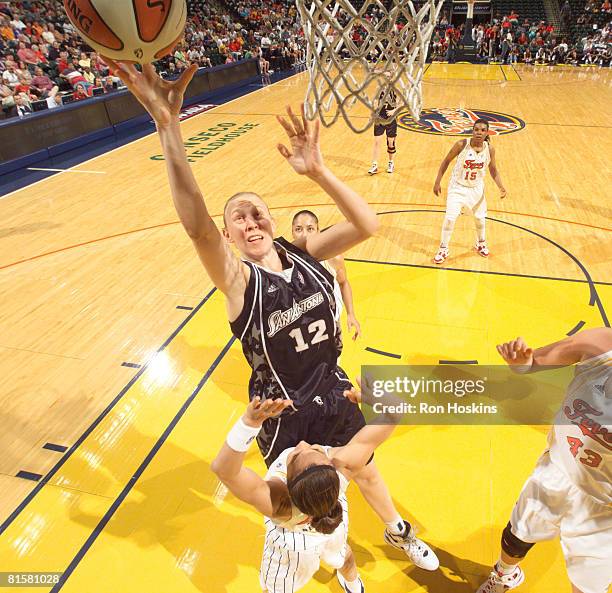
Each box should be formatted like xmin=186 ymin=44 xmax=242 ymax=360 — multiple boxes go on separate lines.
xmin=511 ymin=363 xmax=533 ymax=375
xmin=226 ymin=417 xmax=261 ymax=452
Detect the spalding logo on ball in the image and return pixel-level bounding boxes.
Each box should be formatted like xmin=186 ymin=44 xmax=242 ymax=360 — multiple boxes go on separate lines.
xmin=63 ymin=0 xmax=187 ymax=64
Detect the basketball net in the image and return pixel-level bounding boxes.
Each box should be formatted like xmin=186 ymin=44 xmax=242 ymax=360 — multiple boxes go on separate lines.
xmin=296 ymin=0 xmax=443 ymax=133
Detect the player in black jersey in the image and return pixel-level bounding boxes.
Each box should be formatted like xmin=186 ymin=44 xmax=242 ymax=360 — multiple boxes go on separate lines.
xmin=368 ymin=72 xmax=401 ymax=176
xmin=108 ymin=58 xmax=439 ymax=571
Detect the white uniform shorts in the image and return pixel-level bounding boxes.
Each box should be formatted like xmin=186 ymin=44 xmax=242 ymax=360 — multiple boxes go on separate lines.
xmin=446 ymin=183 xmax=486 ymax=221
xmin=510 ymin=451 xmax=612 ymax=593
xmin=259 ymin=515 xmax=348 ymax=592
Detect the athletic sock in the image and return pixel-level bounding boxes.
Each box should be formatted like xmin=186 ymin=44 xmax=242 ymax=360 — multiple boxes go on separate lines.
xmin=440 ymin=228 xmax=452 ymax=247
xmin=441 ymin=217 xmax=455 ymax=247
xmin=475 ymin=217 xmax=486 ymax=242
xmin=495 ymin=557 xmax=519 ymax=576
xmin=385 ymin=516 xmax=409 ymax=536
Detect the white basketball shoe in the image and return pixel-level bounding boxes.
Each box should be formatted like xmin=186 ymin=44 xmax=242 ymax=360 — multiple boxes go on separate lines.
xmin=337 ymin=572 xmax=365 ymax=593
xmin=433 ymin=246 xmax=449 ymax=264
xmin=476 ymin=565 xmax=525 ymax=592
xmin=476 ymin=240 xmax=490 ymax=257
xmin=383 ymin=521 xmax=439 ymax=571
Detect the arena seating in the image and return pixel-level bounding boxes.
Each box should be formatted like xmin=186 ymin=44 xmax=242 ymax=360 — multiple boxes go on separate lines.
xmin=493 ymin=0 xmax=547 ymax=23
xmin=0 ymin=0 xmax=609 ymax=120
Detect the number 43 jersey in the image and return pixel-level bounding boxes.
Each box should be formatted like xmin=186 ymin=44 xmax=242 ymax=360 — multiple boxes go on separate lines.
xmin=230 ymin=238 xmax=343 ymax=409
xmin=548 ymin=351 xmax=611 ymax=505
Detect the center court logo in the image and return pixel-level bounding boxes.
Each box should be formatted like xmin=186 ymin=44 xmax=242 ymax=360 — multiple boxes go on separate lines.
xmin=398 ymin=108 xmax=526 ymax=136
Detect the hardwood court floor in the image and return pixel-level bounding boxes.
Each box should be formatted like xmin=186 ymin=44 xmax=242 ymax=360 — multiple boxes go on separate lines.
xmin=0 ymin=64 xmax=610 ymax=592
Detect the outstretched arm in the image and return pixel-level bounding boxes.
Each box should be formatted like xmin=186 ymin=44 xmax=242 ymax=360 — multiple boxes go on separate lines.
xmin=333 ymin=377 xmax=403 ymax=476
xmin=279 ymin=105 xmax=379 ymax=261
xmin=433 ymin=140 xmax=464 ymax=196
xmin=104 ymin=60 xmax=248 ymax=305
xmin=488 ymin=145 xmax=507 ymax=198
xmin=211 ymin=397 xmax=293 ymax=517
xmin=496 ymin=327 xmax=612 ymax=373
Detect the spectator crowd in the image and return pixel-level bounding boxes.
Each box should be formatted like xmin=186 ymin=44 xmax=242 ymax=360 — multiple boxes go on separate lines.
xmin=0 ymin=0 xmax=610 ymax=120
xmin=0 ymin=0 xmax=305 ymax=120
xmin=431 ymin=6 xmax=610 ymax=67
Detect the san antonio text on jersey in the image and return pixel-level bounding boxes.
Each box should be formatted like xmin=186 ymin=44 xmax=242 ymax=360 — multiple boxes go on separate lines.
xmin=230 ymin=238 xmax=343 ymax=409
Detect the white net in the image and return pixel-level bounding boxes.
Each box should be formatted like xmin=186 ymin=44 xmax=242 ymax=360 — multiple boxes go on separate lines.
xmin=296 ymin=0 xmax=443 ymax=133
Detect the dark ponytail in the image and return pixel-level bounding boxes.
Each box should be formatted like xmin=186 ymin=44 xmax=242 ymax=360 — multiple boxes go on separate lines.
xmin=287 ymin=464 xmax=341 ymax=535
xmin=310 ymin=500 xmax=343 ymax=535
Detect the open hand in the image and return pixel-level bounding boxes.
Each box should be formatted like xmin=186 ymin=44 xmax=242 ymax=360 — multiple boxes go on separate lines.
xmin=496 ymin=337 xmax=533 ymax=372
xmin=433 ymin=182 xmax=442 ymax=197
xmin=276 ymin=104 xmax=325 ymax=178
xmin=347 ymin=314 xmax=361 ymax=341
xmin=103 ymin=58 xmax=197 ymax=127
xmin=343 ymin=374 xmax=375 ymax=404
xmin=243 ymin=396 xmax=293 ymax=427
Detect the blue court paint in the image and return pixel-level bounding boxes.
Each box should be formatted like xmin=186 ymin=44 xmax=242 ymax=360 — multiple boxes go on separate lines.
xmin=372 ymin=210 xmax=610 ymax=328
xmin=16 ymin=471 xmax=43 ymax=482
xmin=567 ymin=320 xmax=586 ymax=336
xmin=42 ymin=443 xmax=68 ymax=453
xmin=439 ymin=360 xmax=479 ymax=365
xmin=50 ymin=336 xmax=237 ymax=591
xmin=365 ymin=347 xmax=402 ymax=359
xmin=0 ymin=287 xmax=218 ymax=536
xmin=345 ymin=257 xmax=612 ymax=287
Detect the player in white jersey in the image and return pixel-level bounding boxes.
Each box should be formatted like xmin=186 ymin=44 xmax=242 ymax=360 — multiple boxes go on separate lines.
xmin=211 ymin=380 xmax=439 ymax=593
xmin=292 ymin=209 xmax=361 ymax=339
xmin=432 ymin=119 xmax=507 ymax=264
xmin=477 ymin=328 xmax=612 ymax=593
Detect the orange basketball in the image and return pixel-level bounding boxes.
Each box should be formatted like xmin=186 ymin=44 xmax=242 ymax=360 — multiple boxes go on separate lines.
xmin=63 ymin=0 xmax=187 ymax=64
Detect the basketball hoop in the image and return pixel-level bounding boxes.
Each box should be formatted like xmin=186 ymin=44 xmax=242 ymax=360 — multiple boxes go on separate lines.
xmin=296 ymin=0 xmax=444 ymax=133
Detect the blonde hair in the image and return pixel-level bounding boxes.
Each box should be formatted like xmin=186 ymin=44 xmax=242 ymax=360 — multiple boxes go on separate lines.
xmin=223 ymin=192 xmax=268 ymax=225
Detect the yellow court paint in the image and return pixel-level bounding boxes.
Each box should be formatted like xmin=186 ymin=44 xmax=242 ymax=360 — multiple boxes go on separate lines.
xmin=425 ymin=63 xmax=506 ymax=81
xmin=1 ymin=64 xmax=610 ymax=593
xmin=1 ymin=262 xmax=607 ymax=593
xmin=501 ymin=65 xmax=521 ymax=81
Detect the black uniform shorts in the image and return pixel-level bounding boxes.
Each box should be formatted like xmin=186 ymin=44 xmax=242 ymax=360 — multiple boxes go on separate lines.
xmin=374 ymin=120 xmax=398 ymax=138
xmin=257 ymin=368 xmax=367 ymax=467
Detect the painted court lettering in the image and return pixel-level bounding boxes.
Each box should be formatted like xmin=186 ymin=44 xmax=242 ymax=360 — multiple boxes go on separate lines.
xmin=150 ymin=122 xmax=260 ymax=162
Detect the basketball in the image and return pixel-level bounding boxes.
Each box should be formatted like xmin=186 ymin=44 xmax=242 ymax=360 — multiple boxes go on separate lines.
xmin=63 ymin=0 xmax=187 ymax=64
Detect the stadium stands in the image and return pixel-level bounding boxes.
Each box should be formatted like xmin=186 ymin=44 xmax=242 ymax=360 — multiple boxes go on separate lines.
xmin=0 ymin=0 xmax=610 ymax=120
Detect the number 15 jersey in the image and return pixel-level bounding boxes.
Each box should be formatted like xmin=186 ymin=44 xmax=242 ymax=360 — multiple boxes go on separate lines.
xmin=230 ymin=238 xmax=343 ymax=409
xmin=450 ymin=139 xmax=490 ymax=190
